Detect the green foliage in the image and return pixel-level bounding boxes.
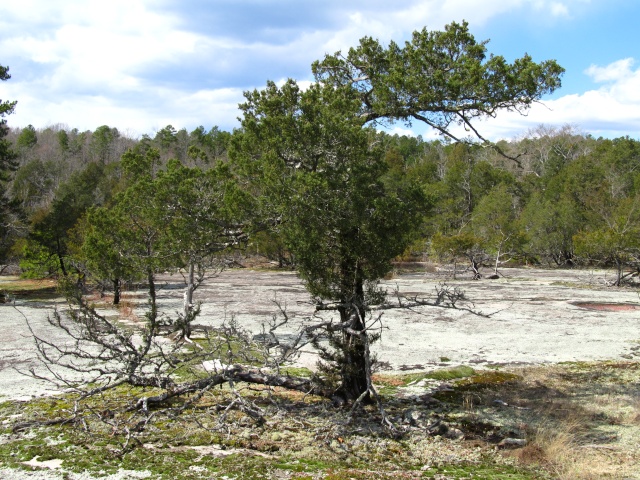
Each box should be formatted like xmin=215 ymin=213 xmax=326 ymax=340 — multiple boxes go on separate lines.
xmin=10 ymin=158 xmax=60 ymax=211
xmin=82 ymin=147 xmax=250 ymax=312
xmin=57 ymin=129 xmax=69 ymax=151
xmin=313 ymin=21 xmax=564 ymax=146
xmin=91 ymin=125 xmax=120 ymax=163
xmin=573 ymin=196 xmax=640 ymax=284
xmin=16 ymin=124 xmax=37 ymax=149
xmin=233 ymin=78 xmax=428 ymax=400
xmin=19 ymin=239 xmax=60 ymax=278
xmin=250 ymin=230 xmax=293 ymax=267
xmin=431 ymin=231 xmax=481 ymax=262
xmin=0 ymin=63 xmax=19 ymax=264
xmin=471 ymin=184 xmax=526 ymax=268
xmin=236 ymin=80 xmax=427 ymax=303
xmin=25 ymin=162 xmax=108 ymax=276
xmin=154 ymin=124 xmax=177 ymax=148
xmin=520 ymin=192 xmax=582 ymax=265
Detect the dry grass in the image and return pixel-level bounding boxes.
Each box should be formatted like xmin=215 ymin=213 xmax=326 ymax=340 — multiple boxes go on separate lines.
xmin=117 ymin=299 xmax=138 ymax=321
xmin=372 ymin=362 xmax=640 ymax=478
xmin=0 ymin=276 xmax=58 ymax=299
xmin=483 ymin=363 xmax=640 ymax=479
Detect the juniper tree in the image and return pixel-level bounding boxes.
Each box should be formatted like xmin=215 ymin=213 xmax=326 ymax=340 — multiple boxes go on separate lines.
xmin=232 ymin=21 xmax=562 ymax=402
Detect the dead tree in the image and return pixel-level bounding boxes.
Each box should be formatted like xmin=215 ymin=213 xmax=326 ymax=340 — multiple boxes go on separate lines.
xmin=22 ymin=277 xmax=486 ymax=447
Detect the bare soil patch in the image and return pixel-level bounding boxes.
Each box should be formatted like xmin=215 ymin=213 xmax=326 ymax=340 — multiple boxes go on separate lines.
xmin=573 ymin=301 xmax=640 ymax=311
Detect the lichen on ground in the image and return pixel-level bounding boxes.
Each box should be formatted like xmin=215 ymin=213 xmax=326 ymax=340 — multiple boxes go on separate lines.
xmin=1 ymin=361 xmax=639 ymax=479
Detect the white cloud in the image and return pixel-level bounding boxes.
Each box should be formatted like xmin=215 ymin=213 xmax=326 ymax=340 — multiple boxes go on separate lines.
xmin=240 ymin=0 xmax=592 ymax=66
xmin=437 ymin=57 xmax=640 ymax=141
xmin=585 ymin=58 xmax=634 ymax=83
xmin=381 ymin=126 xmax=417 ymax=138
xmin=4 ymin=79 xmax=246 ymax=137
xmin=532 ymin=0 xmax=590 ymax=17
xmin=0 ymin=0 xmax=632 ymax=140
xmin=549 ymin=2 xmax=570 ymax=17
xmin=0 ymin=0 xmax=211 ymax=103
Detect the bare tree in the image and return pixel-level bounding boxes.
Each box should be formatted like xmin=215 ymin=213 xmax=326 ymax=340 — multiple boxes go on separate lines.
xmin=20 ymin=274 xmax=483 ymax=447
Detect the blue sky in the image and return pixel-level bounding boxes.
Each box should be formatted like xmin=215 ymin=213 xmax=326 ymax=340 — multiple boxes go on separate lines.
xmin=1 ymin=0 xmax=639 ymax=141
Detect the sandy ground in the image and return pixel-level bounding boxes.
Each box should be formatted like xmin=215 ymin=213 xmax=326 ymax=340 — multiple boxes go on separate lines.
xmin=2 ymin=266 xmax=640 ymax=402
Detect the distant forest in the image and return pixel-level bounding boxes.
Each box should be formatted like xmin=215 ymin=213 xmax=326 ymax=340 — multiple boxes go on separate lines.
xmin=2 ymin=122 xmax=640 ymax=285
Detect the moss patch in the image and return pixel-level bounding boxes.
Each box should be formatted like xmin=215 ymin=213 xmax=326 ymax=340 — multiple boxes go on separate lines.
xmin=3 ymin=362 xmax=640 ymax=479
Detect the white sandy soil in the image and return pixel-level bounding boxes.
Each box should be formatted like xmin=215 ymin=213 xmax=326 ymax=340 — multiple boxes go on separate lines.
xmin=2 ymin=267 xmax=640 ymax=402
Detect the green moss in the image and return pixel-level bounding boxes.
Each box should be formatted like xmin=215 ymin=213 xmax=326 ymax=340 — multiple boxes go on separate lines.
xmin=272 ymin=457 xmax=334 ymax=472
xmin=278 ymin=366 xmax=314 ymax=377
xmin=456 ymin=370 xmax=520 ymax=387
xmin=376 ymin=385 xmax=399 ymax=397
xmin=372 ymin=366 xmax=477 ymax=396
xmin=21 ymin=396 xmax=76 ymax=420
xmin=395 ymin=365 xmax=477 ymax=385
xmin=0 ymin=418 xmax=545 ymax=480
xmin=427 ymin=365 xmax=476 ymax=381
xmin=0 ymin=366 xmax=549 ymax=479
xmin=422 ymin=463 xmax=542 ymax=479
xmin=434 ymin=370 xmax=521 ymax=403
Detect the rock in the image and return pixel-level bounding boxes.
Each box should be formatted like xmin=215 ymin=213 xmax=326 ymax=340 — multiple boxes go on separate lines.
xmin=419 ymin=394 xmax=440 ymax=406
xmin=444 ymin=427 xmax=464 ymax=440
xmin=426 ymin=419 xmax=449 ymax=436
xmin=403 ymin=408 xmax=423 ymax=426
xmin=202 ymin=359 xmax=230 ymax=372
xmin=498 ymin=438 xmax=527 ymax=448
xmin=349 ymin=436 xmax=369 ymax=448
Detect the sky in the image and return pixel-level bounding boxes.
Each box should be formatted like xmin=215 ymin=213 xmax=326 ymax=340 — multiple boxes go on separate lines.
xmin=1 ymin=0 xmax=639 ymax=142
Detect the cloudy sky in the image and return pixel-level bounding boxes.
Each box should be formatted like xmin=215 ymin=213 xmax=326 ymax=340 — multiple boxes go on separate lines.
xmin=1 ymin=0 xmax=639 ymax=141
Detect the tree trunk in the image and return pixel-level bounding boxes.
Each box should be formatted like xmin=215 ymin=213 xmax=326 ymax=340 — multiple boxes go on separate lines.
xmin=181 ymin=262 xmax=196 ymax=339
xmin=615 ymin=258 xmax=622 ymax=287
xmin=112 ymin=278 xmax=120 ymax=305
xmin=133 ymin=269 xmax=158 ymax=371
xmin=147 ymin=269 xmax=157 ymax=334
xmin=335 ymin=313 xmax=368 ymax=402
xmin=470 ymin=257 xmax=481 ymax=279
xmin=333 ymin=272 xmax=369 ymax=404
xmin=55 ymin=237 xmax=67 ymax=276
xmin=57 ymin=253 xmax=67 ymax=276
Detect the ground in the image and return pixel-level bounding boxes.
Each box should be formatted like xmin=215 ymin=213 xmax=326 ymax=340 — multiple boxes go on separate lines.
xmin=0 ymin=265 xmax=639 ymax=478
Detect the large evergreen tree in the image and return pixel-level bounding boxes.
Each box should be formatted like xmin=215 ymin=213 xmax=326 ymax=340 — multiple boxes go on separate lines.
xmin=233 ymin=22 xmax=563 ymax=403
xmin=0 ymin=64 xmax=19 ymax=267
xmin=233 ymin=80 xmax=426 ymax=402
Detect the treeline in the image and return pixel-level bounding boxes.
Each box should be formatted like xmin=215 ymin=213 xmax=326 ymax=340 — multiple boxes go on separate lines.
xmin=1 ymin=122 xmax=640 ymax=284
xmin=0 ymin=123 xmax=232 ymax=276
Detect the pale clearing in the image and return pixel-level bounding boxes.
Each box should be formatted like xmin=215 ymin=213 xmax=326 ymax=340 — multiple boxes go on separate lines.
xmin=1 ymin=266 xmax=640 ymax=402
